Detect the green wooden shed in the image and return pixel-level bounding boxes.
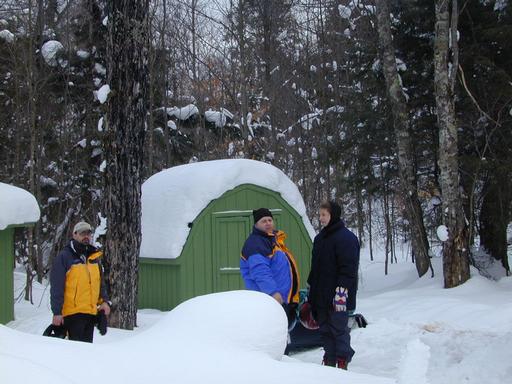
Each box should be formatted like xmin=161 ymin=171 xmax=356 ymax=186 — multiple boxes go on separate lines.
xmin=138 ymin=159 xmax=315 ymax=311
xmin=0 ymin=182 xmax=40 ymax=324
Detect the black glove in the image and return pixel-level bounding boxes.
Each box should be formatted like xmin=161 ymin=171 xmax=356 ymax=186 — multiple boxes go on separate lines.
xmin=43 ymin=324 xmax=67 ymax=339
xmin=96 ymin=309 xmax=108 ymax=335
xmin=354 ymin=313 xmax=368 ymax=328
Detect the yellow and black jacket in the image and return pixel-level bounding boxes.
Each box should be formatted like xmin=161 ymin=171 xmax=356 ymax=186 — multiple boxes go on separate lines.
xmin=50 ymin=240 xmax=108 ymax=317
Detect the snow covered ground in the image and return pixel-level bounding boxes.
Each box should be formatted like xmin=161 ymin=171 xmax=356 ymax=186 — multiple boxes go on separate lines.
xmin=2 ymin=245 xmax=512 ymax=384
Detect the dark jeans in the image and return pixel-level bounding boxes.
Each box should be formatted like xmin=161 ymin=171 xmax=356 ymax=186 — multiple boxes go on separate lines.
xmin=64 ymin=313 xmax=96 ymax=343
xmin=317 ymin=310 xmax=355 ymax=362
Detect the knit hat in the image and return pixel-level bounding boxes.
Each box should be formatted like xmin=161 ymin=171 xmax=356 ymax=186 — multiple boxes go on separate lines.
xmin=73 ymin=221 xmax=92 ymax=234
xmin=253 ymin=208 xmax=273 ymax=223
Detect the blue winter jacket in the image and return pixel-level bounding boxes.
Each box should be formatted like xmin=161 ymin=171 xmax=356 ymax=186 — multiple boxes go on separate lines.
xmin=240 ymin=227 xmax=299 ymax=304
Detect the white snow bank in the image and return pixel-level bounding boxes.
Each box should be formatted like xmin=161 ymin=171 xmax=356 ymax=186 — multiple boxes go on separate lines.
xmin=41 ymin=40 xmax=64 ymax=67
xmin=140 ymin=159 xmax=315 ymax=259
xmin=1 ymin=290 xmax=393 ymax=384
xmin=0 ymin=182 xmax=40 ymax=230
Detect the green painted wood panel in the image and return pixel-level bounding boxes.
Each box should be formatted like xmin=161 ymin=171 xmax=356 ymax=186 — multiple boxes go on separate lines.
xmin=0 ymin=228 xmax=14 ymax=324
xmin=212 ymin=215 xmax=250 ymax=293
xmin=138 ymin=184 xmax=313 ymax=311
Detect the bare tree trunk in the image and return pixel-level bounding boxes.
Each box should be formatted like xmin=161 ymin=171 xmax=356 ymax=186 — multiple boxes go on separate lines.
xmin=434 ymin=0 xmax=470 ymax=288
xmin=161 ymin=0 xmax=173 ymax=167
xmin=381 ymin=162 xmax=391 ymax=275
xmin=375 ymin=0 xmax=431 ymax=277
xmin=237 ymin=0 xmax=249 ymax=139
xmin=356 ymin=187 xmax=364 ymax=247
xmin=147 ymin=30 xmax=155 ymax=175
xmin=368 ymin=195 xmax=374 ymax=261
xmin=104 ymin=0 xmax=150 ymax=329
xmin=479 ymin=174 xmax=511 ymax=274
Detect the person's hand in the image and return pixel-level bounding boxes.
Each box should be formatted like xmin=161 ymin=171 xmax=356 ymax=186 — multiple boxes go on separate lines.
xmin=98 ymin=301 xmax=111 ymax=316
xmin=333 ymin=287 xmax=348 ymax=312
xmin=52 ymin=315 xmax=64 ymax=326
xmin=272 ymin=292 xmax=284 ymax=304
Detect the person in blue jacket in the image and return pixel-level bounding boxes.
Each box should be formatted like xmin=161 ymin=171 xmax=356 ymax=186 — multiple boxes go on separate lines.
xmin=240 ymin=208 xmax=300 ymax=328
xmin=307 ymin=201 xmax=360 ymax=370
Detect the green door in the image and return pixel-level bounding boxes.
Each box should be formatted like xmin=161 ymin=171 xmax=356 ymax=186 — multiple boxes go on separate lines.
xmin=212 ymin=213 xmax=249 ymax=292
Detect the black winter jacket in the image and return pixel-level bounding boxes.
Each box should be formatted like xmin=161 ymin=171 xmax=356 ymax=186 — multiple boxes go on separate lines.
xmin=307 ymin=220 xmax=360 ymax=313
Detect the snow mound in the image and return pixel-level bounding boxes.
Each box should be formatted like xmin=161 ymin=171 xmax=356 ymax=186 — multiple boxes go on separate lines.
xmin=140 ymin=159 xmax=315 ymax=259
xmin=0 ymin=29 xmax=14 ymax=43
xmin=137 ymin=290 xmax=288 ymax=359
xmin=1 ymin=290 xmax=394 ymax=384
xmin=0 ymin=182 xmax=40 ymax=230
xmin=41 ymin=40 xmax=64 ymax=67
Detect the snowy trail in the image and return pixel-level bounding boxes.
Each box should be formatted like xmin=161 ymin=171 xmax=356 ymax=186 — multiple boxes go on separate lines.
xmin=291 ymin=258 xmax=512 ymax=384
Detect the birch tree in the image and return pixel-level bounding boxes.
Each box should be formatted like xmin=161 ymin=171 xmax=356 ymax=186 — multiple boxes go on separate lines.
xmin=375 ymin=0 xmax=431 ymax=277
xmin=433 ymin=0 xmax=470 ymax=288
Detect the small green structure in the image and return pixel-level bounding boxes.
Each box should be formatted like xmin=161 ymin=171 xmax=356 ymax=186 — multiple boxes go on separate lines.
xmin=138 ymin=159 xmax=315 ymax=311
xmin=0 ymin=183 xmax=40 ymax=324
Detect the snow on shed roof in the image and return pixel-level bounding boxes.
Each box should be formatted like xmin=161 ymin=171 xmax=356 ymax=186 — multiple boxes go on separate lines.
xmin=140 ymin=159 xmax=315 ymax=259
xmin=0 ymin=183 xmax=40 ymax=230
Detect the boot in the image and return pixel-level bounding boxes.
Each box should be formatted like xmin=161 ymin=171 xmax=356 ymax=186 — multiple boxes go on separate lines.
xmin=322 ymin=355 xmax=336 ymax=367
xmin=337 ymin=358 xmax=348 ymax=370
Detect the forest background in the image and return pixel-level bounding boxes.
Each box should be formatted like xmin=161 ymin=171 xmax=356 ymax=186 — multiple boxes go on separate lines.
xmin=0 ymin=0 xmax=510 ymax=304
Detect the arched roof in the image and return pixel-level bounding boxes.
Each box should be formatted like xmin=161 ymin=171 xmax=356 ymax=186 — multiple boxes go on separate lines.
xmin=0 ymin=183 xmax=40 ymax=230
xmin=140 ymin=159 xmax=314 ymax=259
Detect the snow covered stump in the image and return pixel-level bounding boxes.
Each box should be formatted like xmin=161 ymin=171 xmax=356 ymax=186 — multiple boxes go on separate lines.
xmin=0 ymin=183 xmax=40 ymax=324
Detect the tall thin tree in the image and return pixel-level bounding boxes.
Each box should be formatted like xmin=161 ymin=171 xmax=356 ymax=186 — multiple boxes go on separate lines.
xmin=375 ymin=0 xmax=431 ymax=277
xmin=433 ymin=0 xmax=470 ymax=288
xmin=104 ymin=0 xmax=150 ymax=329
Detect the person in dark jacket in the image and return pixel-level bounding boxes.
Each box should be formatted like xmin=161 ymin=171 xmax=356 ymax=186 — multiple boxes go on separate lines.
xmin=50 ymin=221 xmax=111 ymax=342
xmin=240 ymin=208 xmax=300 ymax=328
xmin=307 ymin=201 xmax=360 ymax=370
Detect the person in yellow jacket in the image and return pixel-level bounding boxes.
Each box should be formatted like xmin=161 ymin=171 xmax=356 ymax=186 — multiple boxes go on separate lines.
xmin=50 ymin=221 xmax=111 ymax=342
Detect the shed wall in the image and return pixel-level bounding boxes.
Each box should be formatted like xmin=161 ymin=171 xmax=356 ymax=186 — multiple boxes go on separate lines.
xmin=0 ymin=228 xmax=14 ymax=324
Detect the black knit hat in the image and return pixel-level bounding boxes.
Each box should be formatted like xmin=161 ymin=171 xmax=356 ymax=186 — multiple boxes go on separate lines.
xmin=253 ymin=208 xmax=273 ymax=223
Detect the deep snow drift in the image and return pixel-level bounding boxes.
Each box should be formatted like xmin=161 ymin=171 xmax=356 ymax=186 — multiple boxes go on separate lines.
xmin=1 ymin=289 xmax=391 ymax=384
xmin=4 ymin=252 xmax=512 ymax=384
